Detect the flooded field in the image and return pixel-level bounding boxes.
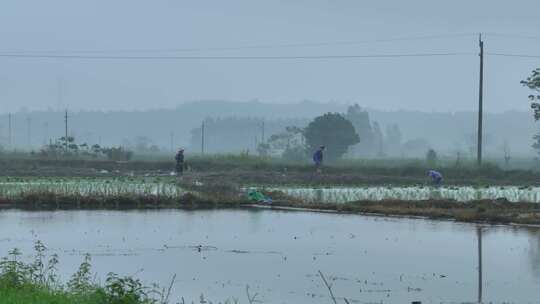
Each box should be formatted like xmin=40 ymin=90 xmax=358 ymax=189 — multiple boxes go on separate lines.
xmin=276 ymin=186 xmax=540 ymax=203
xmin=0 ymin=209 xmax=539 ymax=303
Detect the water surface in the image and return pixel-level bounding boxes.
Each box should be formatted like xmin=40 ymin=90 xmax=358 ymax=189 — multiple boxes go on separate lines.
xmin=0 ymin=209 xmax=538 ymax=303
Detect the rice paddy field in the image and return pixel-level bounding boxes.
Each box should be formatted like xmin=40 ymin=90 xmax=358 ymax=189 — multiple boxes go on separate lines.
xmin=0 ymin=177 xmax=184 ymax=201
xmin=2 ymin=176 xmax=540 ymax=205
xmin=274 ymin=186 xmax=540 ymax=204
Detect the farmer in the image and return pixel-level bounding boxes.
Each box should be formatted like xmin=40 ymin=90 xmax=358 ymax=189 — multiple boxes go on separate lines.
xmin=428 ymin=169 xmax=443 ymax=186
xmin=175 ymin=148 xmax=185 ymax=175
xmin=247 ymin=189 xmax=272 ymax=204
xmin=313 ymin=145 xmax=325 ymax=172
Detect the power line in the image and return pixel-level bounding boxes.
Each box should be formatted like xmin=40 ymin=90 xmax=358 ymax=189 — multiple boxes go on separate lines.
xmin=484 ymin=32 xmax=540 ymax=41
xmin=486 ymin=52 xmax=540 ymax=58
xmin=0 ymin=52 xmax=473 ymax=61
xmin=0 ymin=33 xmax=474 ymax=55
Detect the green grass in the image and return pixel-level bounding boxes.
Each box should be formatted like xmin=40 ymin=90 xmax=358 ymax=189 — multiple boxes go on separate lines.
xmin=0 ymin=243 xmax=169 ymax=304
xmin=0 ymin=285 xmax=108 ymax=304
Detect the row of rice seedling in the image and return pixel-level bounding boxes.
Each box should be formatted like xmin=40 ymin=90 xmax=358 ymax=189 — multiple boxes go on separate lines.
xmin=274 ymin=186 xmax=540 ymax=203
xmin=0 ymin=178 xmax=184 ymax=200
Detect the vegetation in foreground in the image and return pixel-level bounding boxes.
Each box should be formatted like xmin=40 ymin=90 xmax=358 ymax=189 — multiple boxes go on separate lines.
xmin=0 ymin=242 xmax=173 ymax=304
xmin=0 ymin=241 xmax=272 ymax=304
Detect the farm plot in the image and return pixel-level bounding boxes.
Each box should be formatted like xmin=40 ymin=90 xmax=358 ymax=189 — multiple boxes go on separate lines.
xmin=0 ymin=177 xmax=184 ymax=200
xmin=274 ymin=186 xmax=540 ymax=203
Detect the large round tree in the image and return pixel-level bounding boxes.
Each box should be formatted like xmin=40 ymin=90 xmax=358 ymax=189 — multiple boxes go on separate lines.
xmin=521 ymin=68 xmax=540 ymax=120
xmin=304 ymin=113 xmax=360 ymax=161
xmin=522 ymin=68 xmax=540 ymax=154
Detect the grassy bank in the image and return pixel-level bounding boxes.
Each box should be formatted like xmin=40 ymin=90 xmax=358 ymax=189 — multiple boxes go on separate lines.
xmin=269 ymin=197 xmax=540 ymax=225
xmin=0 ymin=242 xmax=172 ymax=304
xmin=1 ymin=185 xmax=540 ymax=226
xmin=0 ymin=192 xmax=246 ymax=211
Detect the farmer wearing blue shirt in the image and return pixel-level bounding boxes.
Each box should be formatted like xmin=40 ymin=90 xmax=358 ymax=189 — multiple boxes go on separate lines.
xmin=313 ymin=146 xmax=325 ymax=172
xmin=428 ymin=170 xmax=443 ymax=186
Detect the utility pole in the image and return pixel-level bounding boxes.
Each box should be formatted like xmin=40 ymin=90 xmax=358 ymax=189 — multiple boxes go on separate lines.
xmin=64 ymin=110 xmax=69 ymax=152
xmin=477 ymin=33 xmax=484 ymax=166
xmin=43 ymin=122 xmax=49 ymax=145
xmin=8 ymin=113 xmax=12 ymax=148
xmin=170 ymin=131 xmax=174 ymax=152
xmin=477 ymin=226 xmax=483 ymax=303
xmin=261 ymin=120 xmax=265 ymax=144
xmin=201 ymin=120 xmax=205 ymax=155
xmin=26 ymin=116 xmax=31 ymax=149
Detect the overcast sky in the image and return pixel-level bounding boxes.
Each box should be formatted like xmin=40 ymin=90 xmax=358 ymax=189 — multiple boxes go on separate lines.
xmin=1 ymin=0 xmax=539 ymax=113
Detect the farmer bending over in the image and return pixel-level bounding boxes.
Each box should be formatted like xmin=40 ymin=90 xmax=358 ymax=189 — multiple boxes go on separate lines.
xmin=248 ymin=189 xmax=272 ymax=204
xmin=428 ymin=170 xmax=443 ymax=186
xmin=313 ymin=145 xmax=325 ymax=173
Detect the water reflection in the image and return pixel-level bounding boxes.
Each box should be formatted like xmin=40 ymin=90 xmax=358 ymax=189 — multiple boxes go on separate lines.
xmin=527 ymin=229 xmax=540 ymax=278
xmin=0 ymin=209 xmax=538 ymax=304
xmin=477 ymin=226 xmax=483 ymax=304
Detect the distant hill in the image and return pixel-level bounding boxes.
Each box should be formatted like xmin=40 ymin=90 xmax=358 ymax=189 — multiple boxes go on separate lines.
xmin=0 ymin=100 xmax=537 ymax=157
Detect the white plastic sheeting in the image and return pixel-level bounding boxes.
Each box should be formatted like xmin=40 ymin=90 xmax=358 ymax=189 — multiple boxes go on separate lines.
xmin=0 ymin=181 xmax=184 ymax=199
xmin=274 ymin=186 xmax=540 ymax=203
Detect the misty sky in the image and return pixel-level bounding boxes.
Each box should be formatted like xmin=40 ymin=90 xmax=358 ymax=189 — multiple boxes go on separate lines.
xmin=1 ymin=0 xmax=539 ymax=113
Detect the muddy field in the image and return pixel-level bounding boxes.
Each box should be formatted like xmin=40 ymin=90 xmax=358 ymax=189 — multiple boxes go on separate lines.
xmin=2 ymin=158 xmax=539 ymax=187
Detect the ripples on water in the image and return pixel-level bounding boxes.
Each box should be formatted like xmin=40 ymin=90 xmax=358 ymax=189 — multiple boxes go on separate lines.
xmin=0 ymin=209 xmax=539 ymax=303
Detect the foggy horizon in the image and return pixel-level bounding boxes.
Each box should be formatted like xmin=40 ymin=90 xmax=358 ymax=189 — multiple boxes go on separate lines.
xmin=1 ymin=0 xmax=540 ymax=113
xmin=0 ymin=99 xmax=537 ymax=115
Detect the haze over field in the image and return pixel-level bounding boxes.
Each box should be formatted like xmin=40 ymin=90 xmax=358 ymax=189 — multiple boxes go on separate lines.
xmin=1 ymin=0 xmax=540 ymax=114
xmin=0 ymin=101 xmax=536 ymax=158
